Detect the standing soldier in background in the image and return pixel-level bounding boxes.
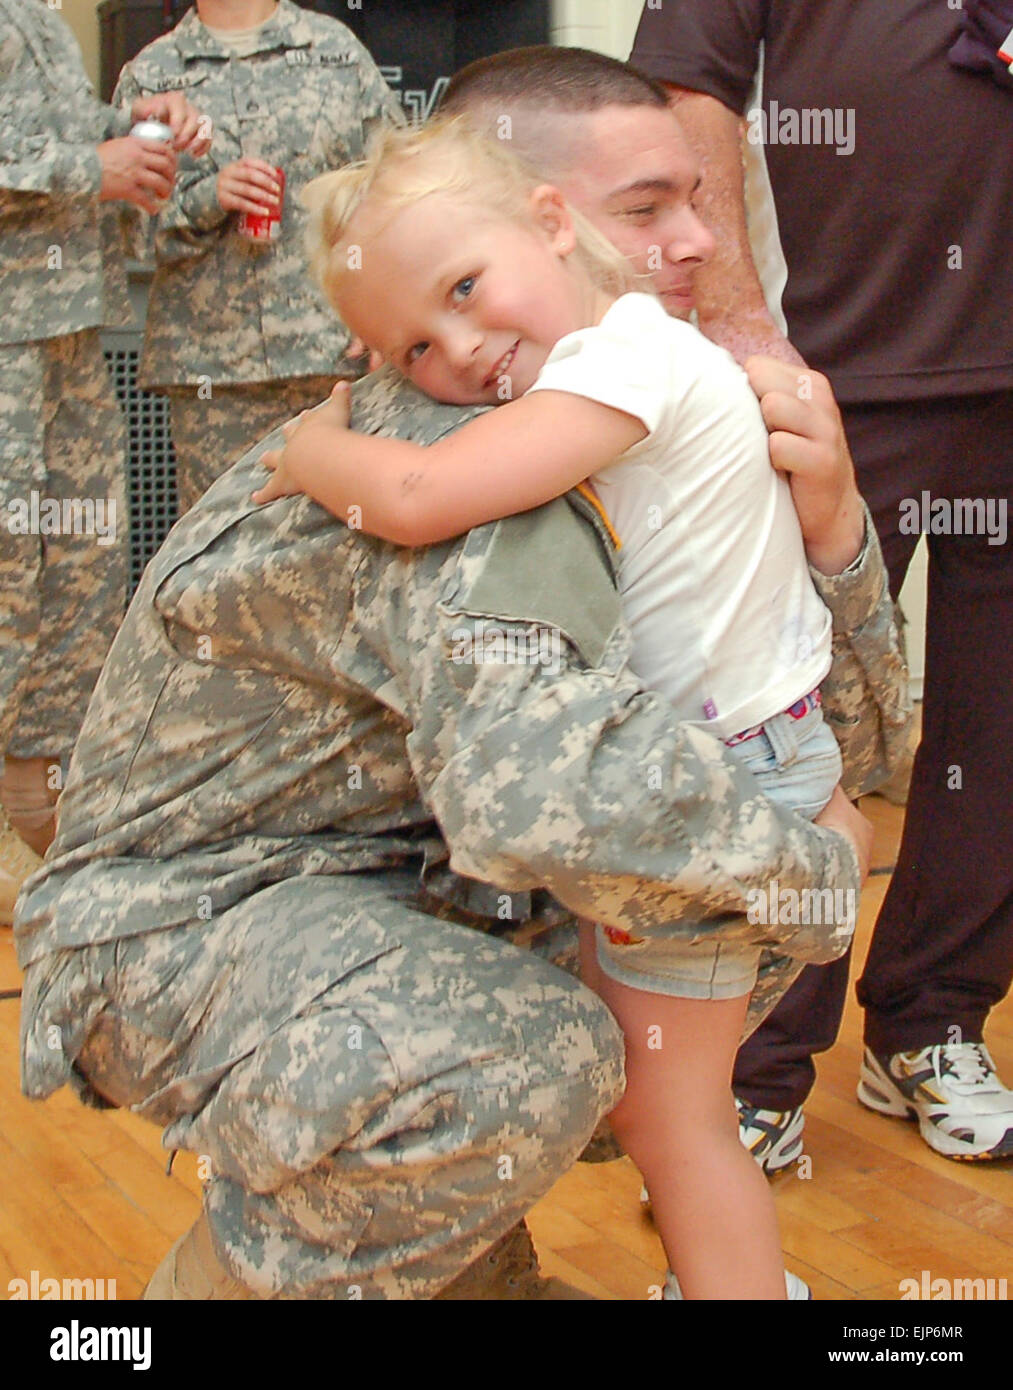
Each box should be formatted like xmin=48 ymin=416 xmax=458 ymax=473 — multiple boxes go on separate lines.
xmin=113 ymin=0 xmax=403 ymax=516
xmin=0 ymin=0 xmax=208 ymax=923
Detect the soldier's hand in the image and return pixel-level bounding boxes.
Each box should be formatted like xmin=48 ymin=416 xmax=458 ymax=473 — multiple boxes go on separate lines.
xmin=814 ymin=784 xmax=873 ymax=884
xmin=218 ymin=159 xmax=283 ymax=217
xmin=130 ymin=93 xmax=211 ymax=158
xmin=746 ymin=356 xmax=866 ymax=576
xmin=98 ymin=137 xmax=177 ymax=215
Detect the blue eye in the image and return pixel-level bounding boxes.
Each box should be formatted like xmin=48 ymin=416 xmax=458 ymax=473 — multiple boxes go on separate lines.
xmin=406 ymin=342 xmax=429 ymax=364
xmin=453 ymin=275 xmax=476 ymax=300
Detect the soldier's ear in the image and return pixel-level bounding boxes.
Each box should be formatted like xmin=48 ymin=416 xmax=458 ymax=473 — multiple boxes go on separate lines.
xmin=527 ymin=185 xmax=576 ymax=258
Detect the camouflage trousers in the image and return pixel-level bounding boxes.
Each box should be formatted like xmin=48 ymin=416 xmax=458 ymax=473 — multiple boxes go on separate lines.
xmin=23 ymin=869 xmax=625 ymax=1299
xmin=0 ymin=332 xmax=127 ymax=758
xmin=165 ymin=377 xmax=336 ymax=515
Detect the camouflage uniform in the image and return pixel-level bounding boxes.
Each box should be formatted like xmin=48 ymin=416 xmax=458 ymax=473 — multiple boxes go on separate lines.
xmin=0 ymin=0 xmax=129 ymax=758
xmin=164 ymin=377 xmax=336 ymax=514
xmin=112 ymin=0 xmax=402 ymax=513
xmin=16 ymin=369 xmax=910 ymax=1298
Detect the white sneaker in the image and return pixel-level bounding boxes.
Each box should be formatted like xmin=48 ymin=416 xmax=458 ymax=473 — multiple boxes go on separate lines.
xmin=858 ymin=1043 xmax=1013 ymax=1160
xmin=736 ymin=1099 xmax=805 ymax=1173
xmin=664 ymin=1268 xmax=811 ymax=1300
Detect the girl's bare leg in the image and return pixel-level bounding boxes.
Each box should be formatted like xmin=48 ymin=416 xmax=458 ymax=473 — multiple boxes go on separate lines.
xmin=583 ymin=931 xmax=786 ymax=1300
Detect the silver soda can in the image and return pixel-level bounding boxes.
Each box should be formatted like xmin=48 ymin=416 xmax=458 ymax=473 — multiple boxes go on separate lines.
xmin=129 ymin=120 xmax=174 ymax=211
xmin=129 ymin=119 xmax=175 ymax=143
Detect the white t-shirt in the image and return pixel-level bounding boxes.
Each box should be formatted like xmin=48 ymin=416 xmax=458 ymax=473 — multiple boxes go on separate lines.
xmin=527 ymin=292 xmax=832 ymax=739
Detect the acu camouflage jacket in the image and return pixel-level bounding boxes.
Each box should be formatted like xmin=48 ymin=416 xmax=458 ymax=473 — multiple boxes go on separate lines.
xmin=0 ymin=0 xmax=132 ymax=345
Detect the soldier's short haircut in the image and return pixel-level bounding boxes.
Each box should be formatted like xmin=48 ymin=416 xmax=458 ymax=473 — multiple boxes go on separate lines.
xmin=441 ymin=46 xmax=670 ymax=116
xmin=438 ymin=47 xmax=672 ymax=184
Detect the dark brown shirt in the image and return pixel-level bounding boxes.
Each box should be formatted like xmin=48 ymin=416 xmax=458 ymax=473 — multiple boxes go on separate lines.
xmin=631 ymin=0 xmax=1013 ymax=403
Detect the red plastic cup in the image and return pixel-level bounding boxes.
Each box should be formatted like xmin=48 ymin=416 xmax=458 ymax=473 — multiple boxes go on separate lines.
xmin=238 ymin=166 xmax=285 ymax=242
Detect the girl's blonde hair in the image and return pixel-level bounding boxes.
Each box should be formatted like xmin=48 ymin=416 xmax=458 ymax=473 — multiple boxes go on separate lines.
xmin=303 ymin=115 xmax=644 ymax=312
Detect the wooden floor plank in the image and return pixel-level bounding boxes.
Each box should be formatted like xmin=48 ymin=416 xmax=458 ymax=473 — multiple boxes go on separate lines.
xmin=776 ymin=1207 xmax=907 ymax=1290
xmin=772 ymin=1175 xmax=872 ymax=1233
xmin=67 ymin=1180 xmax=184 ymax=1270
xmin=0 ymin=1136 xmax=127 ymax=1282
xmin=83 ymin=1139 xmax=201 ymax=1240
xmin=552 ymin=1229 xmax=666 ymax=1299
xmin=833 ymin=1220 xmax=992 ymax=1287
xmin=786 ymin=1255 xmax=859 ymax=1302
xmin=534 ymin=1245 xmax=615 ymax=1300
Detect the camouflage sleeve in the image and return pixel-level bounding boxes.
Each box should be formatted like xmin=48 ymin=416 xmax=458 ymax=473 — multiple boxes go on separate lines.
xmin=811 ymin=501 xmax=913 ymax=799
xmin=390 ymin=525 xmax=861 ymax=960
xmin=112 ymin=63 xmax=227 ymax=265
xmin=109 ymin=65 xmax=152 ymax=262
xmin=0 ymin=21 xmax=103 ymax=200
xmin=143 ymin=160 xmax=229 ymax=269
xmin=161 ymin=164 xmax=229 ymax=234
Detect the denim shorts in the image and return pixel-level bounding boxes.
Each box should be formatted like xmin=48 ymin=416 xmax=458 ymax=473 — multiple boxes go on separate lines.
xmin=595 ymin=700 xmax=843 ymax=999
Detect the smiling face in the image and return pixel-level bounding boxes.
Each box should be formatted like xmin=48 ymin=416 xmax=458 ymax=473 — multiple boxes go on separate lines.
xmin=551 ymin=103 xmax=715 ymax=317
xmin=334 ymin=188 xmax=598 ymax=405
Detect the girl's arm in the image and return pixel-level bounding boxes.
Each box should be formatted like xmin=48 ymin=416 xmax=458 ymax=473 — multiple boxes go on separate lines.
xmin=253 ymin=382 xmax=647 ymax=545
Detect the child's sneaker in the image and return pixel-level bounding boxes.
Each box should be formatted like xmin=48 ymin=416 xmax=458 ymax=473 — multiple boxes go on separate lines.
xmin=664 ymin=1268 xmax=811 ymax=1299
xmin=736 ymin=1099 xmax=805 ymax=1173
xmin=858 ymin=1043 xmax=1013 ymax=1160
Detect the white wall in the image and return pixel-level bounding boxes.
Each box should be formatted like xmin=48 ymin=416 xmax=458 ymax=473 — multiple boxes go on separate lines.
xmin=550 ymin=0 xmax=645 ymax=59
xmin=57 ymin=0 xmax=102 ymax=89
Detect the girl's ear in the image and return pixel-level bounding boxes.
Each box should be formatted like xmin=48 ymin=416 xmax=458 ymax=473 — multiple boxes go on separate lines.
xmin=528 ymin=184 xmax=576 ymax=258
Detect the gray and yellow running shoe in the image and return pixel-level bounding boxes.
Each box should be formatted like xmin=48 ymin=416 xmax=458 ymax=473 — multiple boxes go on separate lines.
xmin=858 ymin=1043 xmax=1013 ymax=1161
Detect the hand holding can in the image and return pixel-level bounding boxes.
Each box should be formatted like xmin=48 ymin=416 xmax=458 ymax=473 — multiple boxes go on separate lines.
xmin=97 ymin=120 xmax=176 ymax=213
xmin=239 ymin=166 xmax=285 ymax=242
xmin=216 ymin=158 xmax=285 ymax=241
xmin=129 ymin=119 xmax=176 ymax=144
xmin=129 ymin=94 xmax=212 ymax=158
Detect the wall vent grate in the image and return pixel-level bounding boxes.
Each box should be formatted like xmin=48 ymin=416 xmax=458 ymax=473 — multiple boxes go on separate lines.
xmin=104 ymin=344 xmax=177 ymax=597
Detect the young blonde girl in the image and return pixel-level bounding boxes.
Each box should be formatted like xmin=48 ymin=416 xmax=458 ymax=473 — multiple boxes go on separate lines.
xmin=253 ymin=117 xmax=853 ymax=1300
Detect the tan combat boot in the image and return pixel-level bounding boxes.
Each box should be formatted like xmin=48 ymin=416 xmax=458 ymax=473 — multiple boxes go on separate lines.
xmin=0 ymin=812 xmax=43 ymax=927
xmin=143 ymin=1213 xmax=258 ymax=1300
xmin=434 ymin=1222 xmax=595 ymax=1300
xmin=145 ymin=1215 xmax=593 ymax=1300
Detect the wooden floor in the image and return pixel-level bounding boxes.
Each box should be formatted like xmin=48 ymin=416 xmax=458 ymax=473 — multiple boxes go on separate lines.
xmin=1 ymin=793 xmax=1010 ymax=1301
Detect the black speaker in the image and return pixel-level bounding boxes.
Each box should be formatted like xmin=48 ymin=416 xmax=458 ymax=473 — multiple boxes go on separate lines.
xmin=317 ymin=0 xmax=551 ymax=121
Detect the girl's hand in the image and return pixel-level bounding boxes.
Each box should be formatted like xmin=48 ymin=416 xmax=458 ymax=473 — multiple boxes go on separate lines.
xmin=316 ymin=380 xmax=352 ymax=427
xmin=251 ymin=443 xmax=302 ymax=504
xmin=250 ymin=384 xmax=352 ymax=505
xmin=347 ymin=337 xmax=386 ymax=373
xmin=252 ymin=412 xmax=309 ymax=503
